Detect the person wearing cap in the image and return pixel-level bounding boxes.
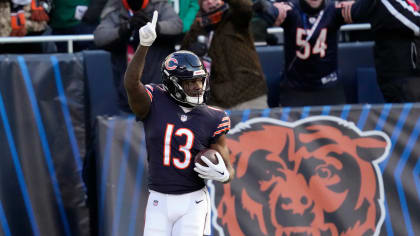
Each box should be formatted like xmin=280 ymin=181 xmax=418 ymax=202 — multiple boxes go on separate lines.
xmin=181 ymin=0 xmax=268 ymax=109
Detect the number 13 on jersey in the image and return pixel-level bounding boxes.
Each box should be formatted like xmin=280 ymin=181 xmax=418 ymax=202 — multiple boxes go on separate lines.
xmin=296 ymin=28 xmax=328 ymax=59
xmin=163 ymin=123 xmax=195 ymax=169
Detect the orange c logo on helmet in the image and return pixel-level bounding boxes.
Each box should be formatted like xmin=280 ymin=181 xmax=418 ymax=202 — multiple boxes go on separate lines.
xmin=165 ymin=58 xmax=178 ymax=70
xmin=210 ymin=116 xmax=390 ymax=236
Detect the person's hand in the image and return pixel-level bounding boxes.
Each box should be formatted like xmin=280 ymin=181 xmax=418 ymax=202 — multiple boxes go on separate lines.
xmin=194 ymin=151 xmax=230 ymax=183
xmin=129 ymin=10 xmax=150 ymax=31
xmin=253 ymin=0 xmax=279 ymax=26
xmin=139 ymin=10 xmax=158 ymax=47
xmin=337 ymin=1 xmax=355 ymax=24
xmin=273 ymin=2 xmax=292 ymax=26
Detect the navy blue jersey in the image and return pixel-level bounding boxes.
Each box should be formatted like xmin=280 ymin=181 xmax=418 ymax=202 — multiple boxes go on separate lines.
xmin=141 ymin=84 xmax=231 ymax=194
xmin=282 ymin=0 xmax=346 ymax=88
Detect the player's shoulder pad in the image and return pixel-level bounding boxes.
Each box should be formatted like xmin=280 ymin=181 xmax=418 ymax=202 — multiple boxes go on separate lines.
xmin=144 ymin=83 xmax=165 ymax=102
xmin=206 ymin=106 xmax=231 ymax=137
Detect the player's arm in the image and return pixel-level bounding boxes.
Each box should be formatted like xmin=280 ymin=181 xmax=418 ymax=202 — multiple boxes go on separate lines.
xmin=194 ymin=114 xmax=234 ymax=184
xmin=210 ymin=135 xmax=235 ymax=183
xmin=124 ymin=11 xmax=158 ymax=119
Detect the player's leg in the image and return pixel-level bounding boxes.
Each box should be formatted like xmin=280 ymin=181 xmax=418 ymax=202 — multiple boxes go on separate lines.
xmin=171 ymin=188 xmax=210 ymax=236
xmin=143 ymin=190 xmax=172 ymax=236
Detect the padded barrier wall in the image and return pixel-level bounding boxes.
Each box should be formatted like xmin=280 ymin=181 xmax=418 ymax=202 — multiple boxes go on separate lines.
xmin=93 ymin=104 xmax=420 ymax=236
xmin=0 ymin=51 xmax=119 ymax=236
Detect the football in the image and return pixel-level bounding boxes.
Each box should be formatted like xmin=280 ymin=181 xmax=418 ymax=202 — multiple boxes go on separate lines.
xmin=195 ymin=149 xmax=219 ymax=167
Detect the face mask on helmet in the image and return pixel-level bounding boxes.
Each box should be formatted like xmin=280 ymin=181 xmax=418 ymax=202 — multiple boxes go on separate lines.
xmin=162 ymin=50 xmax=209 ymax=107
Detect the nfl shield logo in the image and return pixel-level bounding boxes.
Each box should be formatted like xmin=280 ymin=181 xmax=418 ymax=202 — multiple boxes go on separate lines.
xmin=180 ymin=115 xmax=188 ymax=122
xmin=153 ymin=200 xmax=158 ymax=206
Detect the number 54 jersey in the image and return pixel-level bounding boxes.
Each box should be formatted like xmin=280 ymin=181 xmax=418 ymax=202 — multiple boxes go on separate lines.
xmin=282 ymin=0 xmax=347 ymax=88
xmin=141 ymin=84 xmax=230 ymax=194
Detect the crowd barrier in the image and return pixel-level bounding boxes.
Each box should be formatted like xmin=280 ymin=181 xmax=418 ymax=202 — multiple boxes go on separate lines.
xmin=0 ymin=51 xmax=118 ymax=236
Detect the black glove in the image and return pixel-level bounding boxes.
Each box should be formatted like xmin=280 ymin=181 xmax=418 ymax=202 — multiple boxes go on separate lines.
xmin=82 ymin=0 xmax=107 ymax=24
xmin=189 ymin=42 xmax=207 ymax=57
xmin=129 ymin=11 xmax=150 ymax=31
xmin=118 ymin=21 xmax=132 ymax=40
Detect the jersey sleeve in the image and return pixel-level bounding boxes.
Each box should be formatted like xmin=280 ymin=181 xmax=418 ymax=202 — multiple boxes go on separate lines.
xmin=144 ymin=83 xmax=156 ymax=103
xmin=379 ymin=0 xmax=420 ymax=35
xmin=135 ymin=83 xmax=157 ymax=121
xmin=350 ymin=0 xmax=377 ymax=22
xmin=212 ymin=112 xmax=231 ymax=139
xmin=281 ymin=3 xmax=296 ymax=28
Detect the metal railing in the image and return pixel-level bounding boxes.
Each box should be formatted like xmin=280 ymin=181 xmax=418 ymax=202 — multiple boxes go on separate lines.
xmin=0 ymin=35 xmax=94 ymax=53
xmin=0 ymin=23 xmax=371 ymax=53
xmin=267 ymin=23 xmax=371 ymax=34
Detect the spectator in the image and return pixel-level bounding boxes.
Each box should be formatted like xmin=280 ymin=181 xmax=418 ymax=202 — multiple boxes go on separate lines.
xmin=172 ymin=0 xmax=200 ymax=33
xmin=264 ymin=0 xmax=354 ymax=107
xmin=182 ymin=0 xmax=267 ymax=109
xmin=348 ymin=0 xmax=420 ymax=102
xmin=49 ymin=0 xmax=97 ymax=52
xmin=0 ymin=0 xmax=52 ymax=53
xmin=94 ymin=0 xmax=182 ymax=112
xmin=169 ymin=0 xmax=200 ymax=45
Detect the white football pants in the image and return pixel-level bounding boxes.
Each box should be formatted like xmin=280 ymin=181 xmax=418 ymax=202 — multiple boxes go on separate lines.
xmin=143 ymin=187 xmax=211 ymax=236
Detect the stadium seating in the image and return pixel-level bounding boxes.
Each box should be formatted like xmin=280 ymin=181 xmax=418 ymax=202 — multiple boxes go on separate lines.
xmin=256 ymin=41 xmax=377 ymax=105
xmin=356 ymin=67 xmax=385 ymax=104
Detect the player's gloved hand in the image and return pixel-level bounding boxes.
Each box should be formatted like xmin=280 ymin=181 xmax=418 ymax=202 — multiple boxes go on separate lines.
xmin=194 ymin=152 xmax=230 ymax=183
xmin=139 ymin=10 xmax=158 ymax=47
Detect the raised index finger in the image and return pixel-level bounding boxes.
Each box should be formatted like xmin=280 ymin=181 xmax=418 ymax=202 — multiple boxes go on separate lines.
xmin=151 ymin=10 xmax=158 ymax=28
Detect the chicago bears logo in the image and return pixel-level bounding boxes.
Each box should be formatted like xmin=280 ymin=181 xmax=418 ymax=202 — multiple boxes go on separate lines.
xmin=165 ymin=57 xmax=178 ymax=70
xmin=209 ymin=116 xmax=390 ymax=236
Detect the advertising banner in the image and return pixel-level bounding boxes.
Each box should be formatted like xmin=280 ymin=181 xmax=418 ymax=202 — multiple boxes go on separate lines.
xmin=94 ymin=103 xmax=420 ymax=236
xmin=97 ymin=104 xmax=420 ymax=236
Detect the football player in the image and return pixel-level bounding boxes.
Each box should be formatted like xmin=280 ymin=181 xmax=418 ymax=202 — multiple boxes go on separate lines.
xmin=124 ymin=11 xmax=235 ymax=236
xmin=266 ymin=0 xmax=354 ymax=107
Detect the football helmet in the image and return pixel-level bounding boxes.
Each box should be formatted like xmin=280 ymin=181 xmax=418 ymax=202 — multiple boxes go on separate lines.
xmin=161 ymin=50 xmax=209 ymax=107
